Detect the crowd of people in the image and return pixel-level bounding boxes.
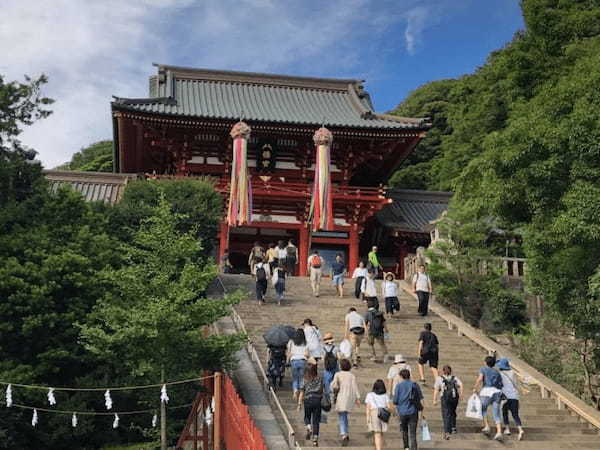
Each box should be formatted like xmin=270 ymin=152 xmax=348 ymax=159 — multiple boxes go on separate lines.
xmin=233 ymin=242 xmax=524 ymax=448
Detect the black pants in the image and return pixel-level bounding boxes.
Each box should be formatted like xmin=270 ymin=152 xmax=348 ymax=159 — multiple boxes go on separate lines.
xmin=416 ymin=290 xmax=430 ymax=316
xmin=441 ymin=398 xmax=458 ymax=433
xmin=385 ymin=296 xmax=399 ymax=314
xmin=303 ymin=396 xmax=322 ymax=439
xmin=399 ymin=412 xmax=419 ymax=450
xmin=502 ymin=399 xmax=522 ymax=426
xmin=256 ymin=279 xmax=267 ymax=301
xmin=354 ymin=276 xmax=364 ymax=299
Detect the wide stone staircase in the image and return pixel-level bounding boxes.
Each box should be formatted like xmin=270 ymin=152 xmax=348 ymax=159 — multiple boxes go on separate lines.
xmin=221 ymin=274 xmax=600 ymax=449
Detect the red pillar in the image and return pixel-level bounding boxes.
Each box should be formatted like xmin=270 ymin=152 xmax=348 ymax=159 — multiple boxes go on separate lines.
xmin=299 ymin=225 xmax=309 ymax=277
xmin=218 ymin=221 xmax=229 ymax=264
xmin=348 ymin=226 xmax=359 ymax=274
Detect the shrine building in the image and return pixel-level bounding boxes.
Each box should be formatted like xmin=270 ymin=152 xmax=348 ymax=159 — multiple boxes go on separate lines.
xmin=106 ymin=64 xmax=442 ymax=276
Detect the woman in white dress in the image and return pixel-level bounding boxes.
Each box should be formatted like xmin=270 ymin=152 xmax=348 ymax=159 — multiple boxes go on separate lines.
xmin=365 ymin=379 xmax=393 ymax=450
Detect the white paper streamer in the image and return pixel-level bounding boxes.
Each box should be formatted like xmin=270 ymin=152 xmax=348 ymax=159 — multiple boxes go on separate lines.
xmin=47 ymin=388 xmax=56 ymax=406
xmin=204 ymin=406 xmax=212 ymax=426
xmin=112 ymin=413 xmax=119 ymax=428
xmin=72 ymin=413 xmax=77 ymax=428
xmin=160 ymin=384 xmax=169 ymax=403
xmin=5 ymin=384 xmax=12 ymax=408
xmin=32 ymin=409 xmax=38 ymax=427
xmin=152 ymin=414 xmax=157 ymax=428
xmin=211 ymin=397 xmax=215 ymax=411
xmin=104 ymin=390 xmax=112 ymax=410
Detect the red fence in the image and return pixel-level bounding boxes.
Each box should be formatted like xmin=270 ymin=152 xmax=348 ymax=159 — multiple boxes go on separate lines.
xmin=177 ymin=373 xmax=268 ymax=450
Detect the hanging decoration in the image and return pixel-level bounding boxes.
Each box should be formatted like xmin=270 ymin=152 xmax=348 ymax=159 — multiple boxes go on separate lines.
xmin=47 ymin=388 xmax=56 ymax=406
xmin=72 ymin=413 xmax=78 ymax=428
xmin=204 ymin=405 xmax=213 ymax=426
xmin=6 ymin=384 xmax=12 ymax=407
xmin=152 ymin=413 xmax=158 ymax=428
xmin=160 ymin=384 xmax=169 ymax=403
xmin=104 ymin=390 xmax=112 ymax=410
xmin=32 ymin=408 xmax=38 ymax=427
xmin=112 ymin=413 xmax=119 ymax=429
xmin=308 ymin=127 xmax=334 ymax=231
xmin=227 ymin=121 xmax=252 ymax=227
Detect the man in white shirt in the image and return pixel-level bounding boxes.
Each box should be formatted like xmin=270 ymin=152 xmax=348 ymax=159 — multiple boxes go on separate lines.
xmin=307 ymin=250 xmax=323 ymax=297
xmin=344 ymin=307 xmax=366 ymax=367
xmin=361 ymin=271 xmax=379 ymax=310
xmin=412 ymin=264 xmax=433 ymax=316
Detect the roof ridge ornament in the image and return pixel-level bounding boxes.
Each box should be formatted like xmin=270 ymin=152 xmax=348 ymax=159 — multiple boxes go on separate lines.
xmin=313 ymin=127 xmax=333 ymax=146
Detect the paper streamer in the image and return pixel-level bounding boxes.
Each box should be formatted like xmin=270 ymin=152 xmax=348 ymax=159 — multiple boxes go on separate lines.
xmin=227 ymin=121 xmax=252 ymax=226
xmin=32 ymin=408 xmax=38 ymax=427
xmin=308 ymin=127 xmax=334 ymax=231
xmin=47 ymin=388 xmax=56 ymax=406
xmin=152 ymin=413 xmax=157 ymax=428
xmin=160 ymin=384 xmax=169 ymax=403
xmin=72 ymin=413 xmax=77 ymax=428
xmin=204 ymin=406 xmax=213 ymax=426
xmin=5 ymin=384 xmax=12 ymax=408
xmin=112 ymin=413 xmax=119 ymax=429
xmin=104 ymin=390 xmax=112 ymax=410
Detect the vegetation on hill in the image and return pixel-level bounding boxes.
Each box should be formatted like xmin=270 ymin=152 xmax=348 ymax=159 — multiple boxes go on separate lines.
xmin=56 ymin=140 xmax=113 ymax=172
xmin=392 ymin=0 xmax=600 ymax=408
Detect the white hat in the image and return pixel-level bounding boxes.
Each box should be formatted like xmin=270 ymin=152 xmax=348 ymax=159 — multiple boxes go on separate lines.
xmin=394 ymin=354 xmax=406 ymax=363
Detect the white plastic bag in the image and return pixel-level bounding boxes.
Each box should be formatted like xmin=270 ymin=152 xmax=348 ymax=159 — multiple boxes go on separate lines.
xmin=339 ymin=339 xmax=352 ymax=358
xmin=421 ymin=419 xmax=432 ymax=441
xmin=466 ymin=393 xmax=483 ymax=420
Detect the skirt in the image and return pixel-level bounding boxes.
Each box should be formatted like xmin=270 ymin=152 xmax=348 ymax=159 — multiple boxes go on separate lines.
xmin=367 ymin=408 xmax=388 ymax=433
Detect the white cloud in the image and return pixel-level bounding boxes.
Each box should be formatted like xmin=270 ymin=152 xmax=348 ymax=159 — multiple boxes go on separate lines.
xmin=1 ymin=0 xmax=438 ymax=168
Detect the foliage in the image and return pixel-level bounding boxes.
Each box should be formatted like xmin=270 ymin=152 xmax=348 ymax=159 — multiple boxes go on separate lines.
xmin=106 ymin=179 xmax=222 ymax=257
xmin=57 ymin=140 xmax=113 ymax=172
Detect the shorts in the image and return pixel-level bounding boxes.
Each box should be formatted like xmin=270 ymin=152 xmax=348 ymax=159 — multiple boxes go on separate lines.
xmin=310 ymin=267 xmax=322 ymax=282
xmin=367 ymin=334 xmax=385 ymax=346
xmin=333 ymin=274 xmax=344 ymax=285
xmin=418 ymin=352 xmax=438 ymax=368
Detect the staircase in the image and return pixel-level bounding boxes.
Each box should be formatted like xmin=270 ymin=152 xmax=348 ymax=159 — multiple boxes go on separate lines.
xmin=221 ymin=274 xmax=600 ymax=449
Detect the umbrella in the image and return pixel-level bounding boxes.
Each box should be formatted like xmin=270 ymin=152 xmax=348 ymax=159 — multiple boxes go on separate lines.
xmin=263 ymin=325 xmax=296 ymax=347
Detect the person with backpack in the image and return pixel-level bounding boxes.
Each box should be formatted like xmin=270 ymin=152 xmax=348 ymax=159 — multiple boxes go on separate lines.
xmin=285 ymin=239 xmax=298 ymax=276
xmin=432 ymin=365 xmax=463 ymax=440
xmin=248 ymin=241 xmax=265 ymax=275
xmin=322 ymin=332 xmax=340 ymax=393
xmin=297 ymin=360 xmax=324 ymax=447
xmin=307 ymin=250 xmax=323 ymax=297
xmin=364 ymin=305 xmax=389 ymax=363
xmin=254 ymin=257 xmax=270 ymax=304
xmin=496 ymin=358 xmax=524 ymax=441
xmin=472 ymin=355 xmax=504 ymax=441
xmin=361 ymin=270 xmax=379 ymax=309
xmin=331 ymin=359 xmax=361 ymax=446
xmin=365 ymin=379 xmax=393 ymax=450
xmin=417 ymin=323 xmax=439 ymax=384
xmin=276 ymin=240 xmax=288 ymax=271
xmin=266 ymin=345 xmax=287 ymax=390
xmin=331 ymin=253 xmax=346 ymax=298
xmin=387 ymin=354 xmax=412 ymax=393
xmin=381 ymin=272 xmax=400 ymax=317
xmin=272 ymin=263 xmax=286 ymax=306
xmin=412 ymin=264 xmax=432 ymax=316
xmin=351 ymin=261 xmax=368 ymax=300
xmin=393 ymin=369 xmax=424 ymax=450
xmin=344 ymin=307 xmax=366 ymax=368
xmin=266 ymin=242 xmax=278 ymax=273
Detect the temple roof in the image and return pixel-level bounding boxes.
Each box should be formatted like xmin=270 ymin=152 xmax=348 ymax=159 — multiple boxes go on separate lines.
xmin=377 ymin=189 xmax=452 ymax=234
xmin=111 ymin=64 xmax=429 ymax=130
xmin=44 ymin=170 xmax=138 ymax=204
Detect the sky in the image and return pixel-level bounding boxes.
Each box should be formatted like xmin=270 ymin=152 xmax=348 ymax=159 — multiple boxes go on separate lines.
xmin=2 ymin=0 xmax=524 ymax=168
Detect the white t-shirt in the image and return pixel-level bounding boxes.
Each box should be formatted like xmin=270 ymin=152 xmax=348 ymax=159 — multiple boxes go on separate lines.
xmin=361 ymin=278 xmax=377 ymax=297
xmin=434 ymin=375 xmax=463 ymax=396
xmin=365 ymin=392 xmax=390 ymax=409
xmin=382 ymin=280 xmax=398 ymax=297
xmin=352 ymin=267 xmax=368 ymax=278
xmin=277 ymin=248 xmax=287 ymax=259
xmin=387 ymin=363 xmax=412 ymax=380
xmin=500 ymin=370 xmax=519 ymax=400
xmin=413 ymin=272 xmax=431 ymax=292
xmin=287 ymin=341 xmax=307 ymax=360
xmin=304 ymin=326 xmax=323 ymax=358
xmin=345 ymin=311 xmax=366 ymax=330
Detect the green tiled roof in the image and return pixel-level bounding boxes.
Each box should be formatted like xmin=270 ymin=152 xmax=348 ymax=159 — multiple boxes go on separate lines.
xmin=112 ymin=64 xmax=429 ymax=130
xmin=44 ymin=170 xmax=138 ymax=204
xmin=377 ymin=189 xmax=452 ymax=233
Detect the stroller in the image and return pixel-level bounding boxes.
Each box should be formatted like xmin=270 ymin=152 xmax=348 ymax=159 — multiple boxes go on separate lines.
xmin=266 ymin=345 xmax=287 ymax=390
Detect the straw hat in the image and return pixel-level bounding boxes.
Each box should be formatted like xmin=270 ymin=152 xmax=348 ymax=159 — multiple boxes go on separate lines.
xmin=307 ymin=357 xmax=318 ymax=365
xmin=394 ymin=354 xmax=406 ymax=364
xmin=323 ymin=332 xmax=334 ymax=343
xmin=385 ymin=272 xmax=395 ymax=281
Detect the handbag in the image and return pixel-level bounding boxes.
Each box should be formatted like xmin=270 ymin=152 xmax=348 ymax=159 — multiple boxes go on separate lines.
xmin=466 ymin=393 xmax=483 ymax=420
xmin=377 ymin=407 xmax=391 ymax=423
xmin=321 ymin=392 xmax=332 ymax=412
xmin=350 ymin=326 xmax=365 ymax=335
xmin=421 ymin=419 xmax=432 ymax=441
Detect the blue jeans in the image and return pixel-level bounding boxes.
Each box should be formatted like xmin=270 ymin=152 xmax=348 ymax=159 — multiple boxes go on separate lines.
xmin=323 ymin=368 xmax=337 ymax=394
xmin=481 ymin=393 xmax=502 ymax=424
xmin=337 ymin=411 xmax=349 ymax=436
xmin=291 ymin=359 xmax=306 ymax=392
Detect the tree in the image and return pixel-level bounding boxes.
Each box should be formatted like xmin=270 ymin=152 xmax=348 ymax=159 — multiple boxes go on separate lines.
xmin=80 ymin=192 xmax=245 ymax=448
xmin=56 ymin=140 xmax=113 ymax=172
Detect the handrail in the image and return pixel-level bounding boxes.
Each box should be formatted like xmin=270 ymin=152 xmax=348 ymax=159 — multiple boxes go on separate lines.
xmin=216 ymin=276 xmax=299 ymax=449
xmin=399 ymin=280 xmax=600 ymax=432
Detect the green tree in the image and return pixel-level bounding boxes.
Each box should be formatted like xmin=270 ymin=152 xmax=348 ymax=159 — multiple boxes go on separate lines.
xmin=80 ymin=193 xmax=244 ymax=448
xmin=56 ymin=140 xmax=113 ymax=172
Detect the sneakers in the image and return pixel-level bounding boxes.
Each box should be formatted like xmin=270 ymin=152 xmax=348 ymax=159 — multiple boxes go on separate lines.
xmin=493 ymin=432 xmax=503 ymax=441
xmin=518 ymin=429 xmax=524 ymax=441
xmin=504 ymin=427 xmax=511 ymax=435
xmin=341 ymin=435 xmax=349 ymax=447
xmin=481 ymin=426 xmax=491 ymax=435
xmin=305 ymin=426 xmax=311 ymax=440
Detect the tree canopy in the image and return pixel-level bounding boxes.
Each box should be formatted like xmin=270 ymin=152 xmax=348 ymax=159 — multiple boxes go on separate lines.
xmin=56 ymin=140 xmax=113 ymax=172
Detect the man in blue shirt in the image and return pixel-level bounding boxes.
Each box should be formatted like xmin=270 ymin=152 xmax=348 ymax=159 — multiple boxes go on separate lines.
xmin=330 ymin=253 xmax=346 ymax=297
xmin=393 ymin=369 xmax=424 ymax=450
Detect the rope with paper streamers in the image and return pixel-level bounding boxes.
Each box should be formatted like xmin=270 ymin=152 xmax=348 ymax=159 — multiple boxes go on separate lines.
xmin=309 ymin=127 xmax=334 ymax=231
xmin=227 ymin=121 xmax=252 ymax=226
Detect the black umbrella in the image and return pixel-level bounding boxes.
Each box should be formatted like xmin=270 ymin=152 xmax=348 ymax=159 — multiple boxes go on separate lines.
xmin=263 ymin=325 xmax=295 ymax=347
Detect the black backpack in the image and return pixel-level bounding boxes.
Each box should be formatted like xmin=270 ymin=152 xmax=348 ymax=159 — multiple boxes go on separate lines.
xmin=286 ymin=245 xmax=297 ymax=258
xmin=324 ymin=346 xmax=338 ymax=371
xmin=256 ymin=265 xmax=267 ymax=281
xmin=422 ymin=332 xmax=438 ymax=354
xmin=441 ymin=376 xmax=459 ymax=402
xmin=371 ymin=311 xmax=385 ymax=336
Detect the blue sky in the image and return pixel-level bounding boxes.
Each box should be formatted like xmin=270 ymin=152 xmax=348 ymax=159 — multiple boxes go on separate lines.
xmin=2 ymin=0 xmax=524 ymax=168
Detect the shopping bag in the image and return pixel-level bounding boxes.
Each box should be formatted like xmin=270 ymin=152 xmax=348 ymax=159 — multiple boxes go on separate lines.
xmin=466 ymin=393 xmax=483 ymax=420
xmin=339 ymin=339 xmax=352 ymax=359
xmin=421 ymin=420 xmax=432 ymax=441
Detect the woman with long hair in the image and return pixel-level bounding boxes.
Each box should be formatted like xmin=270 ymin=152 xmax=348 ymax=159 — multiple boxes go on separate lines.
xmin=287 ymin=329 xmax=308 ymax=399
xmin=298 ymin=360 xmax=324 ymax=447
xmin=330 ymin=359 xmax=361 ymax=446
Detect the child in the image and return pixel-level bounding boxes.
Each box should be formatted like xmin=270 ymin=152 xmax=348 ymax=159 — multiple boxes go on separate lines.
xmin=352 ymin=261 xmax=368 ymax=300
xmin=266 ymin=345 xmax=287 ymax=390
